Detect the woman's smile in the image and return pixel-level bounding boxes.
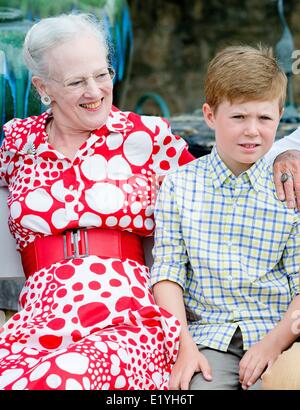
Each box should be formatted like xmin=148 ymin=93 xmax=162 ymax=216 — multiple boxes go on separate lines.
xmin=79 ymin=99 xmax=102 ymax=111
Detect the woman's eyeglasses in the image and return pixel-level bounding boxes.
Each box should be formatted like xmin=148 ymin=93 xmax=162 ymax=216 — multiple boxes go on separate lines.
xmin=50 ymin=67 xmax=115 ymax=91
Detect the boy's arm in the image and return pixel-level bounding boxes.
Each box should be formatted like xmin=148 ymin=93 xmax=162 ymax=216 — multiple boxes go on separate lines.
xmin=239 ymin=216 xmax=300 ymax=389
xmin=151 ymin=175 xmax=212 ymax=389
xmin=150 ymin=175 xmax=188 ymax=291
xmin=153 ymin=280 xmax=212 ymax=389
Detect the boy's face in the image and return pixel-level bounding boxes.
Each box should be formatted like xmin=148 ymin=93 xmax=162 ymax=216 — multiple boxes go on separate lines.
xmin=203 ymin=99 xmax=282 ymax=175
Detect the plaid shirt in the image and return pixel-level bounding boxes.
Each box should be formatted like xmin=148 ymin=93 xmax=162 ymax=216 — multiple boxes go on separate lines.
xmin=151 ymin=146 xmax=300 ymax=351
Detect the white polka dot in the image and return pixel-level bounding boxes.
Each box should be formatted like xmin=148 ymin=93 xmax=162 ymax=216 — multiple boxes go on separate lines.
xmin=24 ymin=358 xmax=39 ymax=368
xmin=0 ymin=369 xmax=24 ymax=389
xmin=106 ymin=132 xmax=123 ymax=150
xmin=21 ymin=215 xmax=51 ymax=234
xmin=133 ymin=215 xmax=143 ymax=228
xmin=107 ymin=156 xmax=132 ymax=180
xmin=77 ymin=203 xmax=84 ymax=212
xmin=66 ymin=378 xmax=83 ymax=390
xmin=94 ymin=342 xmax=108 ymax=353
xmin=22 ymin=347 xmax=39 ymax=355
xmin=55 ymin=353 xmax=89 ymax=375
xmin=152 ymin=371 xmax=162 ymax=386
xmin=0 ymin=349 xmax=10 ymax=359
xmin=50 ymin=180 xmax=66 ymax=202
xmin=14 ymin=138 xmax=22 ymax=149
xmin=111 ymin=354 xmax=120 ymax=368
xmin=12 ymin=377 xmax=28 ymax=390
xmin=140 ymin=115 xmax=167 ymax=134
xmin=117 ymin=348 xmax=129 ymax=363
xmin=136 ymin=177 xmax=148 ymax=187
xmin=107 ymin=341 xmax=119 ymax=351
xmin=79 ymin=212 xmax=102 ymax=227
xmin=7 ymin=162 xmax=14 ymax=175
xmin=46 ymin=374 xmax=62 ymax=389
xmin=85 ymin=183 xmax=125 ymax=214
xmin=102 ymin=382 xmax=110 ymax=390
xmin=119 ymin=215 xmax=131 ymax=228
xmin=122 ymin=184 xmax=133 ymax=193
xmin=51 ymin=209 xmax=69 ymax=229
xmin=111 ymin=365 xmax=121 ymax=376
xmin=106 ymin=216 xmax=118 ymax=227
xmin=115 ymin=375 xmax=127 ymax=388
xmin=25 ymin=188 xmax=53 ymax=212
xmin=145 ymin=206 xmax=154 ymax=217
xmin=29 ymin=361 xmax=51 ymax=381
xmin=145 ymin=218 xmax=154 ymax=230
xmin=131 ymin=201 xmax=142 ymax=215
xmin=81 ymin=155 xmax=107 ymax=181
xmin=83 ymin=377 xmax=91 ymax=389
xmin=10 ymin=202 xmax=22 ymax=219
xmin=124 ymin=132 xmax=152 ymax=166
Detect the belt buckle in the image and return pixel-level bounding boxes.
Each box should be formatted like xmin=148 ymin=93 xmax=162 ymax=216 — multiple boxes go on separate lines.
xmin=63 ymin=228 xmax=89 ymax=260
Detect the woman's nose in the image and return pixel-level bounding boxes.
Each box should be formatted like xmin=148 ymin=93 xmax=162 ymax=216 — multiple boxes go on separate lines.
xmin=83 ymin=78 xmax=102 ymax=97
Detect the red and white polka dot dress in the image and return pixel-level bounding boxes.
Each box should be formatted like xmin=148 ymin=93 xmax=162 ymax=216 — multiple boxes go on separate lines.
xmin=0 ymin=106 xmax=194 ymax=390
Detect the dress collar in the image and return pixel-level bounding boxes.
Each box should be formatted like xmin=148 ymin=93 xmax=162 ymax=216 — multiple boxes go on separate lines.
xmin=4 ymin=105 xmax=134 ymax=155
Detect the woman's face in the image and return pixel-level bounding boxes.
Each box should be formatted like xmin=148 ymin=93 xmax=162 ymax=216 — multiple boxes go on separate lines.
xmin=43 ymin=34 xmax=113 ymax=132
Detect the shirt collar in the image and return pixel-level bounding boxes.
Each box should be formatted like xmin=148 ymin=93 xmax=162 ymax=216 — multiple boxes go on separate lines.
xmin=209 ymin=145 xmax=269 ymax=192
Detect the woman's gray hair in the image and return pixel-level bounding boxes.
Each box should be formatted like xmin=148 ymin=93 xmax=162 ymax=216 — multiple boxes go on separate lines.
xmin=23 ymin=13 xmax=112 ymax=78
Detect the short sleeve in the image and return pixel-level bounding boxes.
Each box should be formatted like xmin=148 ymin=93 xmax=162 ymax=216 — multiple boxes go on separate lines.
xmin=150 ymin=117 xmax=194 ymax=175
xmin=0 ymin=119 xmax=17 ymax=187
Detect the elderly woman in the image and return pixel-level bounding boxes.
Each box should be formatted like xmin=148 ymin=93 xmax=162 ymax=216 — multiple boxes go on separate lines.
xmin=0 ymin=13 xmax=194 ymax=390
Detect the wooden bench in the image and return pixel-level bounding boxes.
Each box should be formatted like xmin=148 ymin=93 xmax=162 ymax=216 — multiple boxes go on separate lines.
xmin=0 ymin=187 xmax=25 ymax=325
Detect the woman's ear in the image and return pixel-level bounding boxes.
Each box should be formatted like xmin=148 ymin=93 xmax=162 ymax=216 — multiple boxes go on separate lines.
xmin=202 ymin=103 xmax=216 ymax=129
xmin=31 ymin=76 xmax=49 ymax=99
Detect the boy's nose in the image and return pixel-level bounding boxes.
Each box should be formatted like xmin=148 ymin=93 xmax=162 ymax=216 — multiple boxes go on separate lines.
xmin=244 ymin=120 xmax=259 ymax=136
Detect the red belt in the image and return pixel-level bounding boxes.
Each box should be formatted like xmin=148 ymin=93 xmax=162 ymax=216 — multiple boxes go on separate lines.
xmin=21 ymin=228 xmax=145 ymax=279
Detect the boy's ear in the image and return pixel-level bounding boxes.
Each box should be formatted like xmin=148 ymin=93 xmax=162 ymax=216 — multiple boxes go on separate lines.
xmin=279 ymin=107 xmax=284 ymax=120
xmin=202 ymin=103 xmax=216 ymax=129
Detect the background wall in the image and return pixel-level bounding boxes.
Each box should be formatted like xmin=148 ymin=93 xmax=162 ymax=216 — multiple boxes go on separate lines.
xmin=125 ymin=0 xmax=300 ymax=115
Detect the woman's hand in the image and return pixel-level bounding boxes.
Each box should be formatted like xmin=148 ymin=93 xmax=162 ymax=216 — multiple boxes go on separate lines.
xmin=273 ymin=150 xmax=300 ymax=210
xmin=239 ymin=337 xmax=281 ymax=390
xmin=169 ymin=338 xmax=212 ymax=390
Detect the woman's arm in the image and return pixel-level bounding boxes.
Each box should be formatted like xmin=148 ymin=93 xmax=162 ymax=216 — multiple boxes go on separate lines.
xmin=265 ymin=128 xmax=300 ymax=210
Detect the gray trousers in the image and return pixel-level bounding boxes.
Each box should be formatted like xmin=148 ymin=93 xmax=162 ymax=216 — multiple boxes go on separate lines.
xmin=189 ymin=328 xmax=262 ymax=390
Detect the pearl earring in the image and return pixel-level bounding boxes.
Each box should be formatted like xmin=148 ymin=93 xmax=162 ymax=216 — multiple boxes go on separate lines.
xmin=41 ymin=95 xmax=52 ymax=106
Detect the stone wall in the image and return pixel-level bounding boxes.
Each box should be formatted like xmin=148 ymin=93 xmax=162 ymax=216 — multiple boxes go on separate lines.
xmin=125 ymin=0 xmax=300 ymax=116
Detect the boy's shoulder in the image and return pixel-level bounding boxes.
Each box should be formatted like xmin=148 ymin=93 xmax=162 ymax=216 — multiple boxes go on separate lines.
xmin=167 ymin=154 xmax=210 ymax=180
